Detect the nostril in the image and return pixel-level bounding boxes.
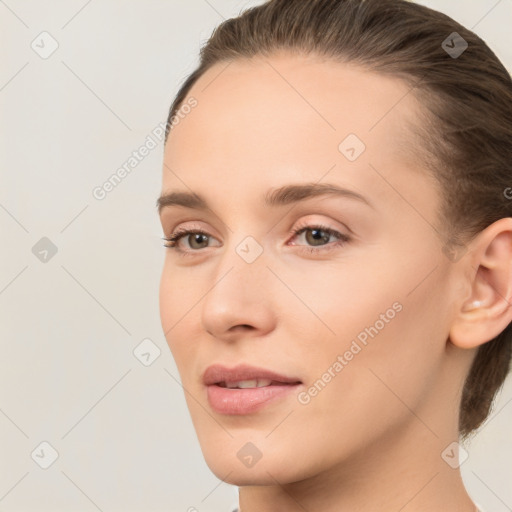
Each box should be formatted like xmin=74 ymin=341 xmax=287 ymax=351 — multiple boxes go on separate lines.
xmin=230 ymin=324 xmax=254 ymax=331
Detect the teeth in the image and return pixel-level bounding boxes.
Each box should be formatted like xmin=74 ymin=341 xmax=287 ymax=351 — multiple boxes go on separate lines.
xmin=225 ymin=379 xmax=273 ymax=389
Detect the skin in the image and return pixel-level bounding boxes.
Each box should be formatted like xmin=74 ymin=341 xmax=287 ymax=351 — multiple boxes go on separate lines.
xmin=158 ymin=52 xmax=512 ymax=512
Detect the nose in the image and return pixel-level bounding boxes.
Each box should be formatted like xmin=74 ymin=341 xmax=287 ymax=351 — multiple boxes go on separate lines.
xmin=200 ymin=238 xmax=277 ymax=342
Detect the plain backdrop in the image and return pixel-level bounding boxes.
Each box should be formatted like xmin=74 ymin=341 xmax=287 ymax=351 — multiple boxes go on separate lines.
xmin=1 ymin=1 xmax=511 ymax=511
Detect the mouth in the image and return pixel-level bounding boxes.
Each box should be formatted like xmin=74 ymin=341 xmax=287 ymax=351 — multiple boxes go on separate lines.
xmin=203 ymin=364 xmax=303 ymax=415
xmin=216 ymin=378 xmax=300 ymax=388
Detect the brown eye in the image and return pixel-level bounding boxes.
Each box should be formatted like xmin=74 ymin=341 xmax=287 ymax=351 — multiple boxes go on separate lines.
xmin=303 ymin=228 xmax=332 ymax=246
xmin=187 ymin=233 xmax=210 ymax=249
xmin=163 ymin=228 xmax=217 ymax=251
xmin=288 ymin=223 xmax=351 ymax=255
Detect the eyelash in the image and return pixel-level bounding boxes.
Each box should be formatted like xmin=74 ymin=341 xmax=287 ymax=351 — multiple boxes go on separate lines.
xmin=162 ymin=222 xmax=350 ymax=257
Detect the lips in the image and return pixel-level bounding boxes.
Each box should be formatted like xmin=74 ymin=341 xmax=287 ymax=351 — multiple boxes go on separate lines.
xmin=203 ymin=363 xmax=303 ymax=415
xmin=202 ymin=363 xmax=302 ymax=386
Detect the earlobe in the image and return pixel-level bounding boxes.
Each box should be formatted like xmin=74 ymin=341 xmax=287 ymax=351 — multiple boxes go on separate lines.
xmin=450 ymin=298 xmax=497 ymax=350
xmin=448 ymin=217 xmax=512 ymax=350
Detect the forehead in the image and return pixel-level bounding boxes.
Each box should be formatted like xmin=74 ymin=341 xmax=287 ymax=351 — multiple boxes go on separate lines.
xmin=163 ymin=53 xmax=434 ymax=214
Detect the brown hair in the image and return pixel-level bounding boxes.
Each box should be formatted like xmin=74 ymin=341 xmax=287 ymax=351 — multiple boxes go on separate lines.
xmin=163 ymin=0 xmax=512 ymax=440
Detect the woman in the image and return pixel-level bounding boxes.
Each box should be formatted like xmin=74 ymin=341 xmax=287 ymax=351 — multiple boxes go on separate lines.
xmin=157 ymin=0 xmax=512 ymax=510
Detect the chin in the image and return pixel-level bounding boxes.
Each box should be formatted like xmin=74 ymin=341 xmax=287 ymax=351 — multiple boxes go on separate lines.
xmin=203 ymin=452 xmax=298 ymax=486
xmin=196 ymin=434 xmax=317 ymax=486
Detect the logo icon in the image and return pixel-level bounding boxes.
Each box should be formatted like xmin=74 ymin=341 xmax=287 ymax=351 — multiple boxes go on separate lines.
xmin=236 ymin=236 xmax=263 ymax=264
xmin=31 ymin=441 xmax=59 ymax=469
xmin=32 ymin=237 xmax=58 ymax=263
xmin=442 ymin=32 xmax=468 ymax=59
xmin=338 ymin=133 xmax=366 ymax=162
xmin=237 ymin=442 xmax=263 ymax=468
xmin=31 ymin=31 xmax=59 ymax=59
xmin=133 ymin=338 xmax=161 ymax=367
xmin=441 ymin=441 xmax=469 ymax=468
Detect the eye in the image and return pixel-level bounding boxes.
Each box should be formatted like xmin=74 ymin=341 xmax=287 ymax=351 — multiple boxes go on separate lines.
xmin=162 ymin=226 xmax=219 ymax=253
xmin=287 ymin=223 xmax=351 ymax=255
xmin=162 ymin=222 xmax=351 ymax=256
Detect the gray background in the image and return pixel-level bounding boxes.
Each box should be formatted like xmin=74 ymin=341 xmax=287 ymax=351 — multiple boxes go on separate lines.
xmin=0 ymin=1 xmax=511 ymax=511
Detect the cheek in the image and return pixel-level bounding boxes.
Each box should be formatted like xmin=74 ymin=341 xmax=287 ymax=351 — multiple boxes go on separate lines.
xmin=276 ymin=255 xmax=403 ymax=352
xmin=159 ymin=265 xmax=196 ymax=362
xmin=288 ymin=248 xmax=448 ymax=406
xmin=159 ymin=262 xmax=202 ymax=332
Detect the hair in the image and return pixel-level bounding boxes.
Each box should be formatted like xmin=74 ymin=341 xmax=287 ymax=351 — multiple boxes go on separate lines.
xmin=163 ymin=0 xmax=512 ymax=440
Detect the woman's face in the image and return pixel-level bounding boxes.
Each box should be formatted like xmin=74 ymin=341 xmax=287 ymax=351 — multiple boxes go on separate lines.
xmin=158 ymin=53 xmax=468 ymax=485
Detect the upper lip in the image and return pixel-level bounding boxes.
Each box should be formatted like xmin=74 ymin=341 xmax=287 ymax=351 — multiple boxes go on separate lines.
xmin=202 ymin=363 xmax=302 ymax=386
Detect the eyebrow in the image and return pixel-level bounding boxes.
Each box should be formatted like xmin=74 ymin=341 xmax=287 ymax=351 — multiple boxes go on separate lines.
xmin=156 ymin=182 xmax=373 ymax=216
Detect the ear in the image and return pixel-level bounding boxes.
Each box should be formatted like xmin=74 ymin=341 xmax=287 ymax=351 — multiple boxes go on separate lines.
xmin=449 ymin=217 xmax=512 ymax=349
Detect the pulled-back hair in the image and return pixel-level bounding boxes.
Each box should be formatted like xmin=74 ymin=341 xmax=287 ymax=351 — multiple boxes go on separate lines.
xmin=164 ymin=0 xmax=512 ymax=440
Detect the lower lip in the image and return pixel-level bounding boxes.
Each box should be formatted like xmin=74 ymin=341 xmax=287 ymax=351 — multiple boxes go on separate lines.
xmin=206 ymin=383 xmax=301 ymax=415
